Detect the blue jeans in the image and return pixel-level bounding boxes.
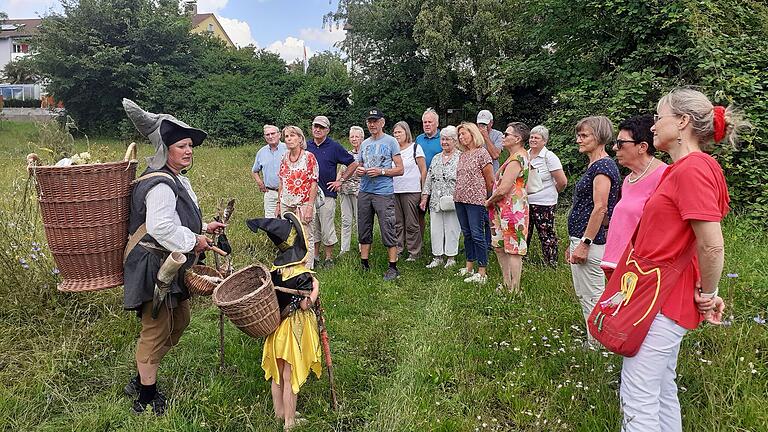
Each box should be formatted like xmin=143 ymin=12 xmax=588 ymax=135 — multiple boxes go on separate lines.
xmin=455 ymin=202 xmax=489 ymax=267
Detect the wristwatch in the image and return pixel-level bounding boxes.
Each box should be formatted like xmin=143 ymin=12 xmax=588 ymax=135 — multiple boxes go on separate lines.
xmin=381 ymin=168 xmax=386 ymax=176
xmin=580 ymin=236 xmax=593 ymax=246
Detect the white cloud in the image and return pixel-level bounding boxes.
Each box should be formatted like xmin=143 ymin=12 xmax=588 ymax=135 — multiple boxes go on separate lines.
xmin=194 ymin=0 xmax=228 ymax=13
xmin=267 ymin=37 xmax=313 ymax=63
xmin=298 ymin=26 xmax=346 ymax=47
xmin=218 ymin=16 xmax=258 ymax=48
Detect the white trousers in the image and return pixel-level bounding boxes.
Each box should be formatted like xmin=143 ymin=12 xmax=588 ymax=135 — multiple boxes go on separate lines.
xmin=569 ymin=237 xmax=606 ymax=341
xmin=430 ymin=210 xmax=461 ymax=257
xmin=621 ymin=314 xmax=687 ymax=432
xmin=339 ymin=192 xmax=358 ymax=253
xmin=263 ymin=190 xmax=278 ymax=219
xmin=312 ymin=196 xmax=338 ymax=247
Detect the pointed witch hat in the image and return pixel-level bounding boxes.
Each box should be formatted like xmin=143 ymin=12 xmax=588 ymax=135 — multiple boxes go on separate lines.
xmin=122 ymin=98 xmax=207 ymax=169
xmin=246 ymin=212 xmax=309 ymax=270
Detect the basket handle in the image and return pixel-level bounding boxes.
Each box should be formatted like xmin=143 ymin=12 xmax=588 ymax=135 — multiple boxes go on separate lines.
xmin=26 ymin=153 xmax=40 ymax=171
xmin=124 ymin=142 xmax=137 ymax=162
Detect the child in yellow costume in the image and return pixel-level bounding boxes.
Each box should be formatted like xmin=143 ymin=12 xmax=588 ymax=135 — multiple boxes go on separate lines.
xmin=247 ymin=212 xmax=321 ymax=430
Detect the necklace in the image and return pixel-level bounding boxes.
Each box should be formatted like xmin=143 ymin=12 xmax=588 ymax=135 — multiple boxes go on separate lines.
xmin=628 ymin=157 xmax=654 ymax=184
xmin=289 ymin=150 xmax=301 ymax=163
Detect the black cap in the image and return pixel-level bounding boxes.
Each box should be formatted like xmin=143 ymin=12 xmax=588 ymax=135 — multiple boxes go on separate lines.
xmin=366 ymin=108 xmax=384 ymax=120
xmin=160 ymin=119 xmax=207 ymax=147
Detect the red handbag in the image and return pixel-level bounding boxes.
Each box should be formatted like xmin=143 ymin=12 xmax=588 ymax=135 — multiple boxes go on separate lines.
xmin=588 ymin=234 xmax=696 ymax=357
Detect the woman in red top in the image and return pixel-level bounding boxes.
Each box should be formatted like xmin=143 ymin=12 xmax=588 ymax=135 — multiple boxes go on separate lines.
xmin=619 ymin=89 xmax=749 ymax=432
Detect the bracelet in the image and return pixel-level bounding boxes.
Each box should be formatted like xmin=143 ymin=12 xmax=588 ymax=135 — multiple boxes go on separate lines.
xmin=699 ymin=287 xmax=719 ymax=299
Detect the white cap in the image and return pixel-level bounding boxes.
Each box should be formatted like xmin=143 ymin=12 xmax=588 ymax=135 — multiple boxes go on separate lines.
xmin=476 ymin=109 xmax=493 ymax=125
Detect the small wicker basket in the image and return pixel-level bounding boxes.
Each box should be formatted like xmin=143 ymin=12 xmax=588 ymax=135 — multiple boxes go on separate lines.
xmin=213 ymin=263 xmax=280 ymax=338
xmin=185 ymin=265 xmax=223 ymax=296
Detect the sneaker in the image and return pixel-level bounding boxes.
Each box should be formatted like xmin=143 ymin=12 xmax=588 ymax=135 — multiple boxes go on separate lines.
xmin=463 ymin=273 xmax=487 ymax=284
xmin=383 ymin=267 xmax=400 ymax=281
xmin=405 ymin=255 xmax=418 ymax=262
xmin=131 ymin=392 xmax=167 ymax=416
xmin=444 ymin=258 xmax=456 ymax=268
xmin=323 ymin=258 xmax=334 ymax=269
xmin=123 ymin=376 xmax=140 ymax=397
xmin=426 ymin=257 xmax=444 ymax=268
xmin=456 ymin=268 xmax=474 ymax=277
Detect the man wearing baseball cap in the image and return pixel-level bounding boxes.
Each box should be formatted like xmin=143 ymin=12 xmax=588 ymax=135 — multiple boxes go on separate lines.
xmin=354 ymin=108 xmax=404 ymax=281
xmin=476 ymin=109 xmax=505 ymax=172
xmin=307 ymin=115 xmax=358 ymax=269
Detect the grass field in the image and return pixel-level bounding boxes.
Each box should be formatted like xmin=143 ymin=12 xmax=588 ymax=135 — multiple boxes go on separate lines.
xmin=0 ymin=120 xmax=766 ymax=431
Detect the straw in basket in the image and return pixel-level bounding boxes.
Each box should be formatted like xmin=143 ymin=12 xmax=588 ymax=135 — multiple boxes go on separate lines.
xmin=27 ymin=143 xmax=138 ymax=293
xmin=185 ymin=264 xmax=224 ymax=296
xmin=213 ymin=263 xmax=280 ymax=338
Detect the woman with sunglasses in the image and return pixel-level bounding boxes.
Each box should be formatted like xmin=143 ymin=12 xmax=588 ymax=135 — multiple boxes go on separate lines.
xmin=616 ymin=89 xmax=748 ymax=431
xmin=600 ymin=114 xmax=666 ymax=281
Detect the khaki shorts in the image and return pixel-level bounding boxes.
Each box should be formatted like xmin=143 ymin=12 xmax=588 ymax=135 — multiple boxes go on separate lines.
xmin=135 ymin=299 xmax=191 ymax=364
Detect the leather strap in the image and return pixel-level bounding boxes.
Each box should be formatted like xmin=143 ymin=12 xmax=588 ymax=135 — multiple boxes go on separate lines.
xmin=124 ymin=171 xmax=179 ymax=263
xmin=131 ymin=171 xmax=175 ymax=185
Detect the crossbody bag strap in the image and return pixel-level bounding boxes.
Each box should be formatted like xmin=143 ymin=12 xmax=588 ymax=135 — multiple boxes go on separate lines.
xmin=124 ymin=223 xmax=147 ymax=263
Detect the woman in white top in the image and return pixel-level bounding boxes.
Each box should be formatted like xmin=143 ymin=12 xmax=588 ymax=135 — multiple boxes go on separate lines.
xmin=392 ymin=121 xmax=427 ymax=261
xmin=527 ymin=125 xmax=568 ymax=267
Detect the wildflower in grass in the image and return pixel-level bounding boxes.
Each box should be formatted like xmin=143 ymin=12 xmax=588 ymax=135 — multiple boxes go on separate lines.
xmin=753 ymin=315 xmax=766 ymax=325
xmin=31 ymin=242 xmax=41 ymax=252
xmin=29 ymin=253 xmax=37 ymax=261
xmin=726 ymin=273 xmax=738 ymax=278
xmin=52 ymin=268 xmax=60 ymax=275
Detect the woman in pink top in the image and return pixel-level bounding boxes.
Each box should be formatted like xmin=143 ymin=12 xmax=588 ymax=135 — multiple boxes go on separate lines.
xmin=601 ymin=114 xmax=667 ymax=281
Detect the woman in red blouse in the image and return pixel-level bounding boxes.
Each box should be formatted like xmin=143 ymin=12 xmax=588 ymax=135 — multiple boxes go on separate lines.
xmin=276 ymin=126 xmax=319 ymax=270
xmin=618 ymin=89 xmax=749 ymax=431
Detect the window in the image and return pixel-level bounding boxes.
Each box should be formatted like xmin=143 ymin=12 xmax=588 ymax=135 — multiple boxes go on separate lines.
xmin=207 ymin=23 xmax=214 ymax=32
xmin=13 ymin=43 xmax=29 ymax=53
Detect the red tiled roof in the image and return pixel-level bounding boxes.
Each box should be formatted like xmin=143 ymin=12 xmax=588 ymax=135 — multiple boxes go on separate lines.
xmin=1 ymin=19 xmax=43 ymax=39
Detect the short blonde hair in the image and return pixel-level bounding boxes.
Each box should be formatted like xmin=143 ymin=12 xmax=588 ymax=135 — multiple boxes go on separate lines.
xmin=457 ymin=122 xmax=485 ymax=151
xmin=393 ymin=121 xmax=414 ymax=144
xmin=282 ymin=125 xmax=307 ymax=149
xmin=576 ymin=116 xmax=614 ymax=147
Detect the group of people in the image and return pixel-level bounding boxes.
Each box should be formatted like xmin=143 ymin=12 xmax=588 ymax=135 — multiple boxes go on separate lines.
xmin=119 ymin=86 xmax=745 ymax=431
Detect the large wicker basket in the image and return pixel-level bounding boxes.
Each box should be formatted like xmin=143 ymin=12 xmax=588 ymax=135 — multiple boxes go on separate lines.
xmin=27 ymin=144 xmax=138 ymax=293
xmin=185 ymin=264 xmax=223 ymax=296
xmin=213 ymin=263 xmax=280 ymax=338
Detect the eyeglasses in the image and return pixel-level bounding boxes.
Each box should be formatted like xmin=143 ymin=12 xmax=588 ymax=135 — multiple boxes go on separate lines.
xmin=615 ymin=139 xmax=640 ymax=149
xmin=653 ymin=114 xmax=678 ymax=123
xmin=576 ymin=132 xmax=592 ymax=140
xmin=504 ymin=132 xmax=517 ymax=138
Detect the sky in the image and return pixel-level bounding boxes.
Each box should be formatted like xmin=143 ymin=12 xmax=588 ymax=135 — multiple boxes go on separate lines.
xmin=1 ymin=0 xmax=346 ymax=63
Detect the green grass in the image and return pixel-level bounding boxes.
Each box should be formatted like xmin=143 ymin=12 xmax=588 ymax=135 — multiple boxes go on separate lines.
xmin=0 ymin=121 xmax=766 ymax=431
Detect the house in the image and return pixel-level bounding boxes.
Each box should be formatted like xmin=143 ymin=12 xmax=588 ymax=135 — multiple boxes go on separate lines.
xmin=185 ymin=1 xmax=236 ymax=48
xmin=0 ymin=19 xmax=41 ymax=73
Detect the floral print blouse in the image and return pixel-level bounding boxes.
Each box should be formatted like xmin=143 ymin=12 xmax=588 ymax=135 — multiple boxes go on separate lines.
xmin=453 ymin=147 xmax=492 ymax=205
xmin=339 ymin=150 xmax=361 ymax=195
xmin=278 ymin=150 xmax=319 ymax=207
xmin=423 ymin=150 xmax=461 ymax=212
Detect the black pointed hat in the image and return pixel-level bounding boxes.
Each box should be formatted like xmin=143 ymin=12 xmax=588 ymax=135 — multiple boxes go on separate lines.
xmin=246 ymin=212 xmax=309 ymax=269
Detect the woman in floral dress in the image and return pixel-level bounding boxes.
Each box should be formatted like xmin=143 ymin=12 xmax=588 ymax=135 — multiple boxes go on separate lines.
xmin=486 ymin=122 xmax=531 ymax=294
xmin=276 ymin=125 xmax=319 ymax=269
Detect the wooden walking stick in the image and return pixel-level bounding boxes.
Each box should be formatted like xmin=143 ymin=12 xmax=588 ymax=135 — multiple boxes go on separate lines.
xmin=213 ymin=198 xmax=235 ymax=371
xmin=314 ymin=296 xmax=339 ymax=410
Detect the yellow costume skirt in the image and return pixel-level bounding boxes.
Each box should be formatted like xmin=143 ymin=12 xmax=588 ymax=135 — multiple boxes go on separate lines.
xmin=262 ymin=309 xmax=322 ymax=394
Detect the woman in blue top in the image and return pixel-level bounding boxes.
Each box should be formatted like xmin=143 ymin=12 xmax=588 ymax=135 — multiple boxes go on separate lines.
xmin=566 ymin=115 xmax=621 ymax=347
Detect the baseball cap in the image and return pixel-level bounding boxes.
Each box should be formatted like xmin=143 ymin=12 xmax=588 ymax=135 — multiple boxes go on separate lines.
xmin=476 ymin=110 xmax=493 ymax=125
xmin=366 ymin=108 xmax=384 ymax=120
xmin=312 ymin=115 xmax=330 ymax=129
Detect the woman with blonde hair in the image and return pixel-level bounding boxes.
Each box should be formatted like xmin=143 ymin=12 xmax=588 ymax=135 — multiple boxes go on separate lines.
xmin=613 ymin=89 xmax=747 ymax=431
xmin=276 ymin=126 xmax=319 ymax=269
xmin=337 ymin=126 xmax=364 ymax=255
xmin=454 ymin=122 xmax=494 ymax=284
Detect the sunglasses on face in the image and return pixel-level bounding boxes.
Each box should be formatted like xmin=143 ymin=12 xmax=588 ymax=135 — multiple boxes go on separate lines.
xmin=615 ymin=139 xmax=640 ymax=149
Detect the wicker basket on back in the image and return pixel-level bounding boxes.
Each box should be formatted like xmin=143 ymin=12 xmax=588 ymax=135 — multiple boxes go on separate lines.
xmin=27 ymin=143 xmax=138 ymax=293
xmin=213 ymin=263 xmax=280 ymax=338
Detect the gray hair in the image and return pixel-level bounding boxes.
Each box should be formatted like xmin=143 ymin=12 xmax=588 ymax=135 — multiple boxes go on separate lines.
xmin=576 ymin=116 xmax=614 ymax=147
xmin=393 ymin=121 xmax=414 ymax=144
xmin=658 ymin=88 xmax=751 ymax=150
xmin=282 ymin=125 xmax=307 ymax=149
xmin=422 ymin=108 xmax=439 ymax=122
xmin=530 ymin=125 xmax=549 ymax=142
xmin=440 ymin=125 xmax=458 ymax=141
xmin=349 ymin=125 xmax=364 ymax=136
xmin=263 ymin=124 xmax=279 ymax=134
